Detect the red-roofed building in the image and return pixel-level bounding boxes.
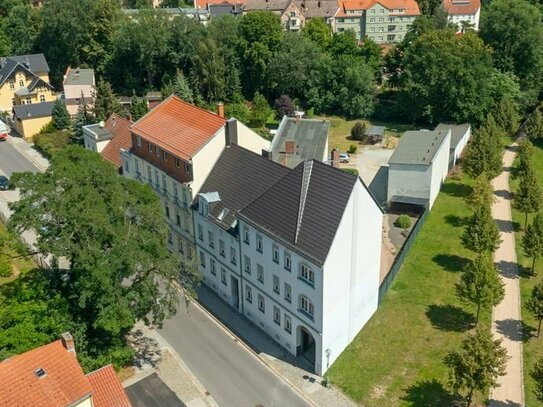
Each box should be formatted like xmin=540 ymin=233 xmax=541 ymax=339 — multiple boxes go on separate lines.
xmin=443 ymin=0 xmax=480 ymax=32
xmin=120 ymin=95 xmax=270 ymax=259
xmin=0 ymin=333 xmax=131 ymax=407
xmin=332 ymin=0 xmax=420 ymax=43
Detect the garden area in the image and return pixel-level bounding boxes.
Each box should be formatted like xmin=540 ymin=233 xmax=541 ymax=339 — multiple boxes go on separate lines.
xmin=329 ymin=174 xmax=494 ymax=406
xmin=0 ymin=222 xmax=35 ymax=286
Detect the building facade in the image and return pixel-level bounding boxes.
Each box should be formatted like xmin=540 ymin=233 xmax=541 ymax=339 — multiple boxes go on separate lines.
xmin=442 ymin=0 xmax=480 ymax=32
xmin=194 ymin=146 xmax=383 ymax=374
xmin=63 ymin=67 xmax=96 ymax=116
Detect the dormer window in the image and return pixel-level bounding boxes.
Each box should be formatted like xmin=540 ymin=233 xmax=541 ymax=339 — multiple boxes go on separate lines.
xmin=200 ymin=200 xmax=209 ymax=217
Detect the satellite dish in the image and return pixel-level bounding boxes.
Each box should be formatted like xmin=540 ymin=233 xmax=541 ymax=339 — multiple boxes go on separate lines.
xmin=99 ymin=121 xmax=105 ymax=127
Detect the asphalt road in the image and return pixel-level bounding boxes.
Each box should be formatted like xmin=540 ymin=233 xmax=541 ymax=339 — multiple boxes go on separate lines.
xmin=0 ymin=140 xmax=40 ymax=176
xmin=159 ymin=300 xmax=310 ymax=407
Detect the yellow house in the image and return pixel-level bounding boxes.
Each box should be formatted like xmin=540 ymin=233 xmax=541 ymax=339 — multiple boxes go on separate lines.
xmin=12 ymin=101 xmax=54 ymax=139
xmin=0 ymin=54 xmax=53 ymax=113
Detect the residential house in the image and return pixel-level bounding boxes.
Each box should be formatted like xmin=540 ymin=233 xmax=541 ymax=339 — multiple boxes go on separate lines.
xmin=194 ymin=0 xmax=246 ymax=10
xmin=145 ymin=91 xmax=163 ymax=109
xmin=434 ymin=123 xmax=471 ymax=170
xmin=387 ymin=129 xmax=451 ymax=210
xmin=12 ymin=101 xmax=55 ymax=139
xmin=442 ymin=0 xmax=480 ymax=32
xmin=208 ymin=3 xmax=244 ymax=18
xmin=0 ymin=54 xmax=54 ymax=112
xmin=333 ymin=0 xmax=420 ymax=43
xmin=267 ymin=116 xmax=329 ymax=168
xmin=121 ymin=96 xmax=270 ymax=260
xmin=0 ymin=332 xmax=131 ymax=407
xmin=83 ymin=113 xmax=133 ymax=172
xmin=63 ymin=67 xmax=96 ymax=116
xmin=180 ymin=7 xmax=211 ymax=23
xmin=195 ymin=145 xmax=383 ymax=374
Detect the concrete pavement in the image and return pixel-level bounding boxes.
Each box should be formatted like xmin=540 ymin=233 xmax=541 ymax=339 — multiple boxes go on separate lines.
xmin=488 ymin=144 xmax=524 ymax=407
xmin=0 ymin=138 xmax=42 ymax=176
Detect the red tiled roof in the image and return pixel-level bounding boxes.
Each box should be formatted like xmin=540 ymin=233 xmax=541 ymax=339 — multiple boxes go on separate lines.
xmin=86 ymin=365 xmax=132 ymax=407
xmin=443 ymin=0 xmax=480 ymax=15
xmin=341 ymin=0 xmax=420 ymax=15
xmin=0 ymin=340 xmax=92 ymax=407
xmin=102 ymin=113 xmax=133 ymax=168
xmin=131 ymin=95 xmax=225 ymax=162
xmin=194 ymin=0 xmax=245 ymax=8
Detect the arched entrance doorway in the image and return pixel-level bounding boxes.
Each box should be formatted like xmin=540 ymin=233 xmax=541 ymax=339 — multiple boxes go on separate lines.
xmin=297 ymin=325 xmax=315 ymax=367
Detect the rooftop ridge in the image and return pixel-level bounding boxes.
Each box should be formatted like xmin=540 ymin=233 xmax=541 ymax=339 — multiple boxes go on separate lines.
xmin=294 ymin=160 xmax=313 ymax=244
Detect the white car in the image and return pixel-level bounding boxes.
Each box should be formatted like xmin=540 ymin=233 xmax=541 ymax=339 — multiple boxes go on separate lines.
xmin=339 ymin=153 xmax=350 ymax=163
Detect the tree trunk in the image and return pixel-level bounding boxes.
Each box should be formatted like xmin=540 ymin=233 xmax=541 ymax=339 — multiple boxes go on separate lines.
xmin=538 ymin=319 xmax=541 ymax=338
xmin=466 ymin=387 xmax=474 ymax=407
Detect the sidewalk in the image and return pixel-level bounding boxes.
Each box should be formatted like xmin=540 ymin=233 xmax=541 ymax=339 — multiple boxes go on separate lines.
xmin=488 ymin=144 xmax=524 ymax=407
xmin=194 ymin=286 xmax=356 ymax=407
xmin=6 ymin=134 xmax=49 ymax=172
xmin=124 ymin=322 xmax=219 ymax=407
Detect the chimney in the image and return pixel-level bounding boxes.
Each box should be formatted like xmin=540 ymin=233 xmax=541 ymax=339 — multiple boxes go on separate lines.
xmin=331 ymin=148 xmax=340 ymax=168
xmin=217 ymin=102 xmax=224 ymax=118
xmin=262 ymin=149 xmax=272 ymax=160
xmin=285 ymin=140 xmax=295 ymax=155
xmin=61 ymin=332 xmax=76 ymax=354
xmin=225 ymin=118 xmax=238 ymax=146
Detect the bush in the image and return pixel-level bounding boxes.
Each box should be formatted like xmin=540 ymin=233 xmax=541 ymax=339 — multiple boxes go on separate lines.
xmin=0 ymin=257 xmax=11 ymax=277
xmin=351 ymin=121 xmax=367 ymax=141
xmin=348 ymin=144 xmax=358 ymax=153
xmin=33 ymin=131 xmax=71 ymax=158
xmin=306 ymin=108 xmax=315 ymax=118
xmin=395 ymin=214 xmax=412 ymax=229
xmin=39 ymin=121 xmax=56 ymax=135
xmin=342 ymin=168 xmax=359 ymax=176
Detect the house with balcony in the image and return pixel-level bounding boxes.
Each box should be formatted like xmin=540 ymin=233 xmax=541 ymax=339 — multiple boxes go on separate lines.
xmin=442 ymin=0 xmax=480 ymax=32
xmin=121 ymin=96 xmax=270 ymax=260
xmin=194 ymin=144 xmax=383 ymax=375
xmin=333 ymin=0 xmax=420 ymax=43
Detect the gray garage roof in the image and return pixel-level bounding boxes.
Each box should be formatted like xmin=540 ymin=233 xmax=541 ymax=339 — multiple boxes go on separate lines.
xmin=388 ymin=130 xmax=450 ymax=166
xmin=365 ymin=125 xmax=385 ymax=136
xmin=125 ymin=373 xmax=186 ymax=407
xmin=434 ymin=123 xmax=470 ymax=151
xmin=13 ymin=101 xmax=55 ymax=120
xmin=269 ymin=117 xmax=329 ymax=169
xmin=64 ymin=68 xmax=95 ymax=86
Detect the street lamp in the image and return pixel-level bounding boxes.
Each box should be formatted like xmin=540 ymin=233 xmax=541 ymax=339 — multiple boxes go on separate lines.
xmin=324 ymin=348 xmax=331 ymax=388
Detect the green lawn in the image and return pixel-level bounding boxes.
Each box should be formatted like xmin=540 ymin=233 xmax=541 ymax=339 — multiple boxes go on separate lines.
xmin=0 ymin=222 xmax=36 ymax=286
xmin=329 ymin=176 xmax=493 ymax=406
xmin=510 ymin=138 xmax=543 ymax=407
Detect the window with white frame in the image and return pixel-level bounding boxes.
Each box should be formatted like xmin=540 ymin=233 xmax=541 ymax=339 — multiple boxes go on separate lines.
xmin=273 ymin=306 xmax=280 ymax=325
xmin=256 ymin=235 xmax=263 ymax=253
xmin=243 ymin=226 xmax=250 ymax=244
xmin=257 ymin=264 xmax=264 ymax=283
xmin=221 ymin=268 xmax=227 ymax=285
xmin=154 ymin=170 xmax=159 ymax=186
xmin=244 ymin=255 xmax=251 ymax=274
xmin=8 ymin=80 xmax=14 ymax=90
xmin=210 ymin=258 xmax=216 ymax=275
xmin=148 ymin=142 xmax=153 ymax=152
xmin=219 ymin=240 xmax=225 ymax=257
xmin=230 ymin=247 xmax=237 ymax=265
xmin=284 ymin=252 xmax=291 ymax=271
xmin=300 ymin=295 xmax=314 ymax=317
xmin=300 ymin=264 xmax=314 ymax=285
xmin=208 ymin=231 xmax=214 ymax=248
xmin=136 ymin=136 xmax=142 ymax=147
xmin=258 ymin=294 xmax=265 ymax=312
xmin=155 ymin=146 xmax=160 ymax=157
xmin=176 ymin=211 xmax=181 ymax=227
xmin=273 ymin=275 xmax=280 ymax=294
xmin=175 ymin=157 xmax=180 ymax=168
xmin=197 ymin=224 xmax=203 ymax=241
xmin=178 ymin=238 xmax=184 ymax=254
xmin=40 ymin=94 xmax=45 ymax=103
xmin=147 ymin=166 xmax=152 ymax=182
xmin=246 ymin=285 xmax=252 ymax=303
xmin=284 ymin=314 xmax=292 ymax=333
xmin=199 ymin=251 xmax=206 ymax=268
xmin=165 ymin=204 xmax=170 ymax=219
xmin=272 ymin=244 xmax=279 ymax=263
xmin=173 ymin=183 xmax=178 ymax=198
xmin=19 ymin=79 xmax=24 ymax=87
xmin=284 ymin=283 xmax=291 ymax=302
xmin=163 ymin=150 xmax=168 ymax=160
xmin=185 ymin=163 xmax=190 ymax=174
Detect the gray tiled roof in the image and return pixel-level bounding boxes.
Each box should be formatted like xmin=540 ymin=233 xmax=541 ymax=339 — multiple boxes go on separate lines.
xmin=195 ymin=144 xmax=290 ymax=231
xmin=270 ymin=117 xmax=329 ymax=169
xmin=64 ymin=68 xmax=95 ymax=86
xmin=0 ymin=54 xmax=50 ymax=87
xmin=388 ymin=130 xmax=450 ymax=166
xmin=238 ymin=160 xmax=358 ymax=266
xmin=13 ymin=101 xmax=55 ymax=120
xmin=434 ymin=123 xmax=470 ymax=151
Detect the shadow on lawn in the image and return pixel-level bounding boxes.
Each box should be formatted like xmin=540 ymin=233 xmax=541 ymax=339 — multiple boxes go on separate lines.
xmin=402 ymin=379 xmax=463 ymax=407
xmin=443 ymin=214 xmax=469 ymax=228
xmin=432 ymin=254 xmax=469 ymax=273
xmin=441 ymin=182 xmax=472 ymax=198
xmin=426 ymin=304 xmax=475 ymax=332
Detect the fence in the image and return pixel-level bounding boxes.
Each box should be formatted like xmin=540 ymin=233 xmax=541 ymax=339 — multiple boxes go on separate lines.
xmin=378 ymin=206 xmax=429 ymax=304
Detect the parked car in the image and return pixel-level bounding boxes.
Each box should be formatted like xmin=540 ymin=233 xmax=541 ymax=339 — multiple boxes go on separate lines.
xmin=0 ymin=175 xmax=9 ymax=190
xmin=0 ymin=119 xmax=8 ymax=141
xmin=339 ymin=153 xmax=350 ymax=163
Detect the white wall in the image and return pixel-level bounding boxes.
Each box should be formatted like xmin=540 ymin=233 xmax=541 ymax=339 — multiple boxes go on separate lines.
xmin=453 ymin=126 xmax=471 ymax=163
xmin=428 ymin=131 xmax=451 ymax=208
xmin=387 ymin=163 xmax=432 ymax=203
xmin=191 ymin=128 xmax=226 ymax=195
xmin=235 ymin=121 xmax=270 ymax=154
xmin=321 ymin=180 xmax=382 ymax=374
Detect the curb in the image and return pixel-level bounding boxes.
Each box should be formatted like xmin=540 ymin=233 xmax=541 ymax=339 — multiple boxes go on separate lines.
xmin=176 ymin=284 xmax=319 ymax=407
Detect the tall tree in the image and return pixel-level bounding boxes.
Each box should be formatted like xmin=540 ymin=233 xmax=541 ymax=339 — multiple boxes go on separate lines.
xmin=8 ymin=147 xmax=199 ymax=340
xmin=527 ymin=282 xmax=543 ymax=337
xmin=462 ymin=204 xmax=501 ymax=253
xmin=250 ymin=91 xmax=273 ymax=127
xmin=416 ymin=0 xmax=443 ymax=15
xmin=93 ymin=80 xmax=123 ymax=122
xmin=444 ymin=328 xmax=508 ymax=407
xmin=532 ymin=358 xmax=543 ymax=402
xmin=480 ymin=0 xmax=543 ymax=103
xmin=517 ymin=139 xmax=535 ymax=177
xmin=525 ymin=109 xmax=543 ymax=140
xmin=130 ymin=95 xmax=149 ymax=121
xmin=171 ymin=69 xmax=193 ymax=103
xmin=274 ymin=95 xmax=294 ymax=119
xmin=301 ymin=18 xmax=331 ymax=50
xmin=52 ymin=99 xmax=71 ymax=131
xmin=465 ymin=173 xmax=495 ymax=209
xmin=71 ymin=97 xmax=94 ymax=145
xmin=456 ymin=254 xmax=505 ymax=323
xmin=2 ymin=3 xmax=41 ymax=55
xmin=514 ymin=166 xmax=542 ymax=229
xmin=523 ymin=214 xmax=543 ymax=275
xmin=462 ymin=114 xmax=504 ymax=179
xmin=493 ymin=96 xmax=521 ymax=136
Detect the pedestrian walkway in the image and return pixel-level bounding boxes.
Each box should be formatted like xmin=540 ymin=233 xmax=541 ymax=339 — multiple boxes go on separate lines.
xmin=489 ymin=143 xmax=524 ymax=407
xmin=6 ymin=134 xmax=49 ymax=172
xmin=194 ymin=286 xmax=356 ymax=407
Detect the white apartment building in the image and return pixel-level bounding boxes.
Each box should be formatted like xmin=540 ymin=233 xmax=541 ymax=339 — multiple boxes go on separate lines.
xmin=194 ymin=145 xmax=383 ymax=374
xmin=442 ymin=0 xmax=481 ymax=32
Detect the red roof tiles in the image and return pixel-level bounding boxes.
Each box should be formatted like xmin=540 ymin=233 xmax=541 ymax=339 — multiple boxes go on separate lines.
xmin=0 ymin=340 xmax=92 ymax=407
xmin=443 ymin=0 xmax=480 ymax=15
xmin=101 ymin=113 xmax=133 ymax=168
xmin=194 ymin=0 xmax=245 ymax=9
xmin=86 ymin=365 xmax=132 ymax=407
xmin=340 ymin=0 xmax=420 ymax=15
xmin=131 ymin=95 xmax=225 ymax=162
